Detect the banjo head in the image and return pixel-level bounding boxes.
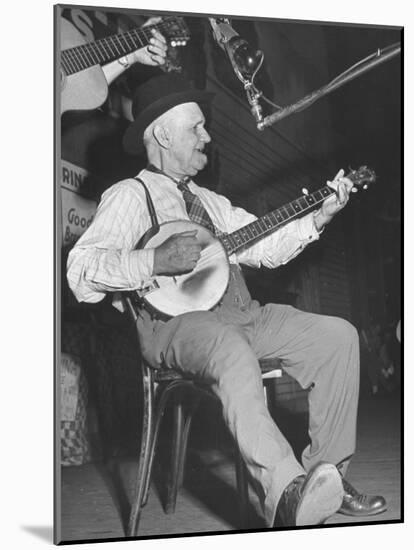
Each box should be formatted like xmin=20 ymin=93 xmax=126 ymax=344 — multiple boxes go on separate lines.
xmin=141 ymin=220 xmax=230 ymax=318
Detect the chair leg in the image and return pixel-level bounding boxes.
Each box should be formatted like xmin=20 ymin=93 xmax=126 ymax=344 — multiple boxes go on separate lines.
xmin=165 ymin=393 xmax=201 ymax=514
xmin=142 ymin=383 xmax=175 ymax=507
xmin=177 ymin=409 xmax=195 ymax=488
xmin=165 ymin=399 xmax=184 ymax=514
xmin=235 ymin=449 xmax=249 ymax=525
xmin=127 ymin=373 xmax=154 ymax=537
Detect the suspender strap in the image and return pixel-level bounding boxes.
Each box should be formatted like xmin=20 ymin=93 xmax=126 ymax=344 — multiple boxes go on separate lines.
xmin=133 ymin=177 xmax=160 ymax=251
xmin=134 ymin=176 xmax=159 ymax=230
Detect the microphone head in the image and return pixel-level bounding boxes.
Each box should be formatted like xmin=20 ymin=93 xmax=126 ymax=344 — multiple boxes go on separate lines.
xmin=226 ymin=37 xmax=264 ymax=80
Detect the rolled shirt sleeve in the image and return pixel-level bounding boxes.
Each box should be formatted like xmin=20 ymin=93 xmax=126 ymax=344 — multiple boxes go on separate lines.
xmin=67 ymin=180 xmax=155 ymax=304
xmin=195 ymin=185 xmax=321 ymax=269
xmin=237 ymin=210 xmax=320 ymax=268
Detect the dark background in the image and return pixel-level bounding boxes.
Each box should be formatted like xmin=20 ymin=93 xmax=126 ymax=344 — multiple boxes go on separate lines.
xmin=60 ymin=8 xmax=402 ymax=453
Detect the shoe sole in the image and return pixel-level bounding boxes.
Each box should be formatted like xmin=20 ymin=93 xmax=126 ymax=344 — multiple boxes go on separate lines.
xmin=296 ymin=463 xmax=344 ymax=526
xmin=338 ymin=503 xmax=388 ymax=516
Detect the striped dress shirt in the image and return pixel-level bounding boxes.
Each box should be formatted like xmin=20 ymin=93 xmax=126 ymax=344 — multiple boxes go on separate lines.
xmin=67 ymin=168 xmax=321 ymax=308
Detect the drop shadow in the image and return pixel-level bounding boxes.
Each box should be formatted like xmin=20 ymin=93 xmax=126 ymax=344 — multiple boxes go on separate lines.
xmin=20 ymin=525 xmax=53 ymax=543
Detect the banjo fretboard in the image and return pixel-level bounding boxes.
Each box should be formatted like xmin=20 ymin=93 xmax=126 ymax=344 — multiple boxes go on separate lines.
xmin=219 ymin=165 xmax=374 ymax=256
xmin=220 ymin=185 xmax=334 ymax=255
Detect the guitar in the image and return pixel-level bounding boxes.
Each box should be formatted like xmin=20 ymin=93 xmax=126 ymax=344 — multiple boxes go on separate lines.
xmin=60 ymin=16 xmax=190 ymax=114
xmin=135 ymin=166 xmax=375 ymax=319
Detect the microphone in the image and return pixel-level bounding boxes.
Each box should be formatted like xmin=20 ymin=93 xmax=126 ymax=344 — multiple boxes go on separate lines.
xmin=209 ymin=18 xmax=263 ymax=82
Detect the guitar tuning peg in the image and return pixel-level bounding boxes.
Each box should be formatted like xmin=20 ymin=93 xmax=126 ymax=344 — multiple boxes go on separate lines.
xmin=171 ymin=40 xmax=177 ymax=47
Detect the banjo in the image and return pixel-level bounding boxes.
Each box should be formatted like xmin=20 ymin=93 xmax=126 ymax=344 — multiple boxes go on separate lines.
xmin=135 ymin=166 xmax=375 ymax=319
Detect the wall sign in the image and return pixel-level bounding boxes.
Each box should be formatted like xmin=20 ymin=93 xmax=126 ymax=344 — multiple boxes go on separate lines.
xmin=61 ymin=159 xmax=98 ymax=247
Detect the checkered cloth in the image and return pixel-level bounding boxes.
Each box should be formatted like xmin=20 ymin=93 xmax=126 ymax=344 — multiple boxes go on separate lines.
xmin=60 ymin=356 xmax=91 ymax=466
xmin=178 ymin=179 xmax=218 ymax=235
xmin=60 ymin=324 xmax=93 ymax=466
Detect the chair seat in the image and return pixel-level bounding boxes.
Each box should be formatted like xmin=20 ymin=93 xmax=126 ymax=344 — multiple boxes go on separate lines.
xmin=259 ymin=358 xmax=283 ymax=377
xmin=153 ymin=369 xmax=190 ymax=383
xmin=153 ymin=357 xmax=283 ymax=383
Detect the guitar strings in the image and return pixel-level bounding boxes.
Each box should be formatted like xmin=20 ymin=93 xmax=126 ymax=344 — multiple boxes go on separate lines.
xmin=62 ymin=17 xmax=184 ymax=74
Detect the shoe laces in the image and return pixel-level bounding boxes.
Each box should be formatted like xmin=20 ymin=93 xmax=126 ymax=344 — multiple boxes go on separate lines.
xmin=342 ymin=479 xmax=373 ymax=503
xmin=342 ymin=478 xmax=360 ymax=498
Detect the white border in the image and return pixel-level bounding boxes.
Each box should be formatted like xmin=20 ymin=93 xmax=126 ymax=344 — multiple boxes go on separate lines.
xmin=3 ymin=1 xmax=409 ymax=549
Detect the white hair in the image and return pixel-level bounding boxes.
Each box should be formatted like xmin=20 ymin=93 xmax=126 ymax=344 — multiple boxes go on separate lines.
xmin=143 ymin=102 xmax=198 ymax=149
xmin=143 ymin=109 xmax=176 ymax=149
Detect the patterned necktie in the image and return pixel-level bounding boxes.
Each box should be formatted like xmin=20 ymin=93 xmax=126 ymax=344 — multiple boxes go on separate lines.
xmin=177 ymin=179 xmax=218 ymax=236
xmin=146 ymin=165 xmax=219 ymax=235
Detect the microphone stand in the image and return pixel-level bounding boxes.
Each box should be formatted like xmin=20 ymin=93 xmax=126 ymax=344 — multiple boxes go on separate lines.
xmin=258 ymin=42 xmax=401 ymax=130
xmin=209 ymin=18 xmax=400 ymax=131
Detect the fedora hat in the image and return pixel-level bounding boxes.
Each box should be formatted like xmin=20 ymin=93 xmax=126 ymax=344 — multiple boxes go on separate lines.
xmin=123 ymin=73 xmax=215 ymax=156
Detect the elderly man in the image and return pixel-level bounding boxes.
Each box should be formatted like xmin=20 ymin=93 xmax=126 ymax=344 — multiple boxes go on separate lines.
xmin=67 ymin=73 xmax=386 ymax=527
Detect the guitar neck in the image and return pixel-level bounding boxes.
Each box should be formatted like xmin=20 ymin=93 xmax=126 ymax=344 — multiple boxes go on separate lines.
xmin=61 ymin=20 xmax=166 ymax=76
xmin=220 ymin=185 xmax=336 ymax=256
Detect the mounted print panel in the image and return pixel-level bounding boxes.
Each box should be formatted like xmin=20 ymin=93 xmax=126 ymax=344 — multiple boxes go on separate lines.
xmin=55 ymin=3 xmax=402 ymax=545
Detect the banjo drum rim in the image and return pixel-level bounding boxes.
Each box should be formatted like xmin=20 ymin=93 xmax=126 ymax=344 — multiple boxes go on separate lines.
xmin=140 ymin=219 xmax=231 ymax=319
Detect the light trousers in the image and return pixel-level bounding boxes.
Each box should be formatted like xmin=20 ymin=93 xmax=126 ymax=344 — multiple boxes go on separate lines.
xmin=138 ymin=265 xmax=360 ymax=525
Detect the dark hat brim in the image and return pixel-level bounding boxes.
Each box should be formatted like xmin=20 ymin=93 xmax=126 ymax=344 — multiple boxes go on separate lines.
xmin=123 ymin=89 xmax=215 ymax=156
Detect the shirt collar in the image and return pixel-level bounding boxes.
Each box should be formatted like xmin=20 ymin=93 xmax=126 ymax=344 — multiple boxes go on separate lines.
xmin=146 ymin=164 xmax=190 ymax=186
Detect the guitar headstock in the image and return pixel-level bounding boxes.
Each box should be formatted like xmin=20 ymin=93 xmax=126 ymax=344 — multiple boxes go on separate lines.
xmin=346 ymin=165 xmax=376 ymax=191
xmin=161 ymin=16 xmax=191 ymax=47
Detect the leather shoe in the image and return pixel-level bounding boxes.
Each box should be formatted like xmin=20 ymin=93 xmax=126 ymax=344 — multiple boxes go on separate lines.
xmin=339 ymin=478 xmax=387 ymax=516
xmin=275 ymin=462 xmax=344 ymax=527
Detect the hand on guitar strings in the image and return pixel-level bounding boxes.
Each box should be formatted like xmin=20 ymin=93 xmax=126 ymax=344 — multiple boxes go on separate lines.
xmin=313 ymin=169 xmax=354 ymax=232
xmin=153 ymin=230 xmax=202 ymax=276
xmin=131 ymin=17 xmax=168 ymax=67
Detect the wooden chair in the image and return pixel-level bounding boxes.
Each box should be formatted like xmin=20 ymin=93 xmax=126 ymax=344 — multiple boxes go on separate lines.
xmin=123 ymin=296 xmax=283 ymax=537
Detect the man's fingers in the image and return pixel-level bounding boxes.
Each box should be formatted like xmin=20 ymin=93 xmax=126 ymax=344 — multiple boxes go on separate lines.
xmin=151 ymin=29 xmax=167 ymax=44
xmin=327 ymin=168 xmax=345 ymax=190
xmin=337 ymin=185 xmax=346 ymax=206
xmin=143 ymin=16 xmax=162 ymax=27
xmin=146 ymin=53 xmax=164 ymax=66
xmin=147 ymin=33 xmax=167 ymax=63
xmin=335 ymin=183 xmax=351 ymax=206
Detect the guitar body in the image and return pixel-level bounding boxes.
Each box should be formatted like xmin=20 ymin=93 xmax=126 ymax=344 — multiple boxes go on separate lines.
xmin=138 ymin=220 xmax=230 ymax=318
xmin=60 ymin=18 xmax=108 ymax=114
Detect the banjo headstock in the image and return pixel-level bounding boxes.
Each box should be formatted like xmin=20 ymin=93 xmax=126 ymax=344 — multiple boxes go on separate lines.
xmin=346 ymin=165 xmax=376 ymax=191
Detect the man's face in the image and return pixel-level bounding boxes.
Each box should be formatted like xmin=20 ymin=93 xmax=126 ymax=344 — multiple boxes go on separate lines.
xmin=166 ymin=102 xmax=211 ymax=178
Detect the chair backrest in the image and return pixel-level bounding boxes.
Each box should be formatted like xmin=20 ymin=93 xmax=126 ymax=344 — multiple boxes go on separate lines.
xmin=124 ymin=295 xmax=140 ymax=324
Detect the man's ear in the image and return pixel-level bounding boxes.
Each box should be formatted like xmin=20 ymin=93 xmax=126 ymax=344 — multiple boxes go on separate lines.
xmin=152 ymin=124 xmax=172 ymax=149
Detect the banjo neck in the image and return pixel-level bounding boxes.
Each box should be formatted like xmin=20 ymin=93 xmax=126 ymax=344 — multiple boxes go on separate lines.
xmin=220 ymin=184 xmax=335 ymax=256
xmin=219 ymin=166 xmax=374 ymax=256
